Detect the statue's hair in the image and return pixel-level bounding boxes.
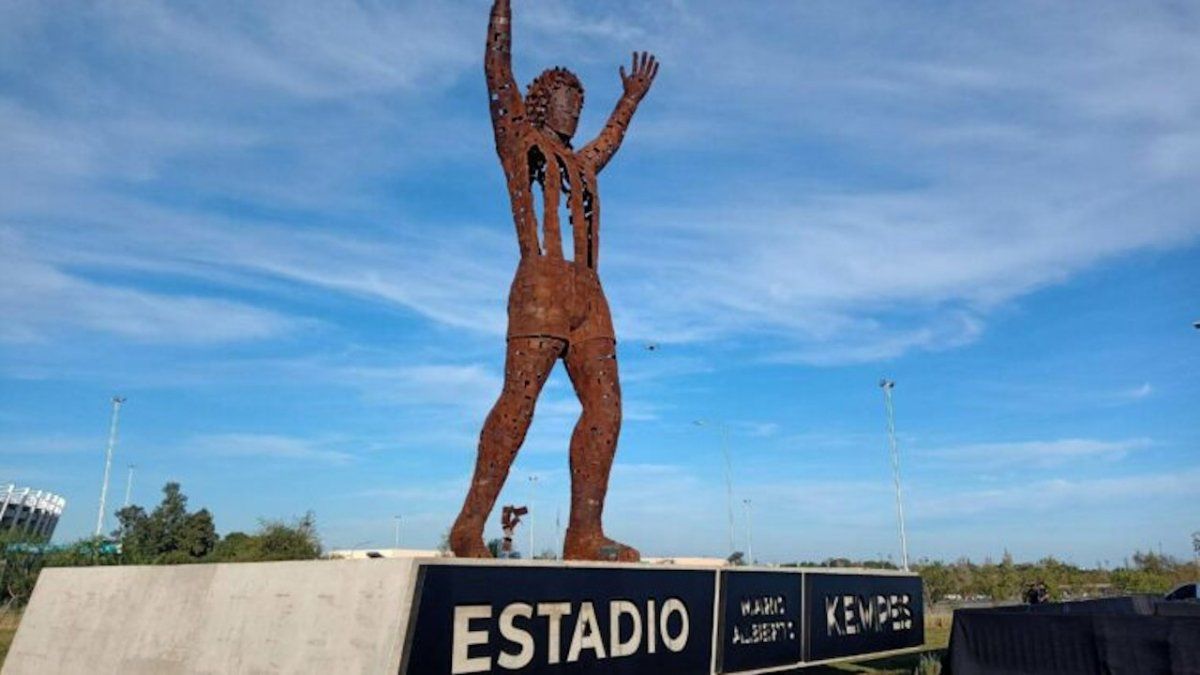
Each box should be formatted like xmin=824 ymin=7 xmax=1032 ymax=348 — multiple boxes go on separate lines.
xmin=525 ymin=67 xmax=584 ymax=129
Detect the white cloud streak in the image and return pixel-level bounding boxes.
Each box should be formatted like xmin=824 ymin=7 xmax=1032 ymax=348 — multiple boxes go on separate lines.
xmin=921 ymin=438 xmax=1153 ymax=470
xmin=1 ymin=0 xmax=1196 ymax=363
xmin=183 ymin=433 xmax=354 ymax=465
xmin=912 ymin=466 xmax=1200 ymax=520
xmin=1 ymin=230 xmax=297 ymax=344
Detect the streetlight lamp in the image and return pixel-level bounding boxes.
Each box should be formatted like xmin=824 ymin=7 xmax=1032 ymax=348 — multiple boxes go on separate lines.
xmin=879 ymin=379 xmax=910 ymax=571
xmin=95 ymin=395 xmax=126 ymax=538
xmin=694 ymin=420 xmax=735 ymax=557
xmin=743 ymin=499 xmax=754 ymax=565
xmin=393 ymin=515 xmax=402 ymax=549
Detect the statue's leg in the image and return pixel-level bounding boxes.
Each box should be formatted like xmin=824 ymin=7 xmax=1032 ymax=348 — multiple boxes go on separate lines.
xmin=450 ymin=336 xmax=563 ymax=558
xmin=562 ymin=338 xmax=640 ymax=562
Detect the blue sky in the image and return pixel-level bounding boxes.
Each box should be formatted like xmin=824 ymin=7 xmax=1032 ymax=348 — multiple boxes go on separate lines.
xmin=1 ymin=1 xmax=1197 ymax=565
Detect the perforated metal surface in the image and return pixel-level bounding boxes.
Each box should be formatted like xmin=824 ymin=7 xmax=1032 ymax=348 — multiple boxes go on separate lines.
xmin=450 ymin=0 xmax=658 ymax=563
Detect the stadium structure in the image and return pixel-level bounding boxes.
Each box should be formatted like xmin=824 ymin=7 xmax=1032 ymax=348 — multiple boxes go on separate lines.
xmin=0 ymin=484 xmax=66 ymax=540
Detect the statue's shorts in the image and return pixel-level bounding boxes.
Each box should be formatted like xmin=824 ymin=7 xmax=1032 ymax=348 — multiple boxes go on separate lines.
xmin=506 ymin=255 xmax=615 ymax=347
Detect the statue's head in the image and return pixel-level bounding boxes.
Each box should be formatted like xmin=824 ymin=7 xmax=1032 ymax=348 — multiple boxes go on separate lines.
xmin=527 ymin=67 xmax=584 ymax=141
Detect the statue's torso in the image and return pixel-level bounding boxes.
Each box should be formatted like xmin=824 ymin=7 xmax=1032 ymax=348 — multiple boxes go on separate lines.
xmin=505 ymin=127 xmax=599 ymax=268
xmin=502 ymin=127 xmax=612 ymax=344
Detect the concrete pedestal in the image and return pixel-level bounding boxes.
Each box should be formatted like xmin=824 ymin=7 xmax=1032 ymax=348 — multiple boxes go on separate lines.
xmin=3 ymin=558 xmax=923 ymax=674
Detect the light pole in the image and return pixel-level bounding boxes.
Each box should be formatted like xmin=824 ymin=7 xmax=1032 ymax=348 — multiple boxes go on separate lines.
xmin=743 ymin=499 xmax=754 ymax=565
xmin=694 ymin=420 xmax=735 ymax=557
xmin=879 ymin=379 xmax=910 ymax=571
xmin=527 ymin=474 xmax=539 ymax=558
xmin=123 ymin=464 xmax=136 ymax=507
xmin=554 ymin=506 xmax=562 ymax=561
xmin=393 ymin=515 xmax=402 ymax=549
xmin=95 ymin=395 xmax=126 ymax=538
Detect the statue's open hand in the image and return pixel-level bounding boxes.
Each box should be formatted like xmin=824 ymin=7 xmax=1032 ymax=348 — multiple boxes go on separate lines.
xmin=620 ymin=51 xmax=659 ymax=100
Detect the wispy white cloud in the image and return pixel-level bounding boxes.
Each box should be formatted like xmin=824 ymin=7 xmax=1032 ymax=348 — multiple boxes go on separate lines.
xmin=1125 ymin=383 xmax=1154 ymax=400
xmin=355 ymin=478 xmax=471 ymax=504
xmin=921 ymin=437 xmax=1153 ymax=469
xmin=1 ymin=2 xmax=478 ymax=101
xmin=912 ymin=466 xmax=1200 ymax=520
xmin=1 ymin=231 xmax=298 ymax=344
xmin=341 ymin=363 xmax=502 ymax=409
xmin=0 ymin=434 xmax=98 ymax=456
xmin=183 ymin=433 xmax=355 ymax=465
xmin=3 ymin=1 xmax=1196 ymax=365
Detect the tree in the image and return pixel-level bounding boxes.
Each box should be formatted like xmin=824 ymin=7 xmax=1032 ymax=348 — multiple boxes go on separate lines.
xmin=252 ymin=512 xmax=321 ymax=561
xmin=208 ymin=513 xmax=322 ymax=562
xmin=157 ymin=509 xmax=218 ymax=563
xmin=211 ymin=532 xmax=254 ymax=561
xmin=117 ymin=482 xmax=217 ymax=564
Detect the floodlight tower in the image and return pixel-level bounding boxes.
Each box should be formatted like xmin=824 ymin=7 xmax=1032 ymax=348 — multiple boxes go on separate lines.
xmin=123 ymin=464 xmax=136 ymax=507
xmin=95 ymin=396 xmax=126 ymax=538
xmin=527 ymin=474 xmax=539 ymax=558
xmin=743 ymin=498 xmax=754 ymax=565
xmin=879 ymin=379 xmax=909 ymax=571
xmin=554 ymin=507 xmax=562 ymax=561
xmin=694 ymin=420 xmax=736 ymax=557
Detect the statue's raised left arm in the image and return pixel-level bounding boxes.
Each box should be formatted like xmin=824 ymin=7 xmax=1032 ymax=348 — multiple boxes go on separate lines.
xmin=486 ymin=0 xmax=525 ymax=155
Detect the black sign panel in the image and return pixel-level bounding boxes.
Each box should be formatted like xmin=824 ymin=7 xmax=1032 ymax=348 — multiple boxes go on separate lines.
xmin=805 ymin=573 xmax=923 ymax=662
xmin=716 ymin=570 xmax=802 ymax=673
xmin=403 ymin=563 xmax=716 ymax=674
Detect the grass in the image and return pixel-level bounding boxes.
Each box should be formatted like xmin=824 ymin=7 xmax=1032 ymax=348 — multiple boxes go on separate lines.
xmin=0 ymin=610 xmax=21 ymax=667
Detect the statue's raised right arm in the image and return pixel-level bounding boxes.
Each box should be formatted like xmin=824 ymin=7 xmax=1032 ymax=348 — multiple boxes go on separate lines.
xmin=486 ymin=0 xmax=525 ymax=155
xmin=580 ymin=51 xmax=659 ymax=173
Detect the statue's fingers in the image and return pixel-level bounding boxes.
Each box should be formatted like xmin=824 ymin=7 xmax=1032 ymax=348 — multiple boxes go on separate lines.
xmin=651 ymin=60 xmax=659 ymax=80
xmin=640 ymin=51 xmax=649 ymax=71
xmin=631 ymin=51 xmax=638 ymax=72
xmin=619 ymin=65 xmax=627 ymax=81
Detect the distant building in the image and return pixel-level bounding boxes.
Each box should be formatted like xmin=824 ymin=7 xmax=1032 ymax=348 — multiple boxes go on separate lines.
xmin=325 ymin=548 xmax=446 ymax=560
xmin=642 ymin=557 xmax=732 ymax=568
xmin=0 ymin=485 xmax=66 ymax=540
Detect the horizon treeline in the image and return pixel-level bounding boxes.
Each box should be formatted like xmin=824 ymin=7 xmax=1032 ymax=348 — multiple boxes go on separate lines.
xmin=0 ymin=481 xmax=321 ymax=606
xmin=790 ymin=550 xmax=1197 ymax=603
xmin=1 ymin=483 xmax=1193 ymax=608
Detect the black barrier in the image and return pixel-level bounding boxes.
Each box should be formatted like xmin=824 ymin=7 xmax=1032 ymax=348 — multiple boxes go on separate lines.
xmin=717 ymin=570 xmax=803 ymax=673
xmin=805 ymin=572 xmax=924 ymax=662
xmin=403 ymin=564 xmax=717 ymax=674
xmin=945 ymin=597 xmax=1200 ymax=675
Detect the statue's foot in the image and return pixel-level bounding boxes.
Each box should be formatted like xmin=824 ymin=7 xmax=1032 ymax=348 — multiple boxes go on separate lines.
xmin=563 ymin=527 xmax=640 ymax=563
xmin=449 ymin=523 xmax=493 ymax=559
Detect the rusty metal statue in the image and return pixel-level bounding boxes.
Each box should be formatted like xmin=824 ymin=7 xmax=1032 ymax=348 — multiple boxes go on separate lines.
xmin=450 ymin=0 xmax=658 ymax=562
